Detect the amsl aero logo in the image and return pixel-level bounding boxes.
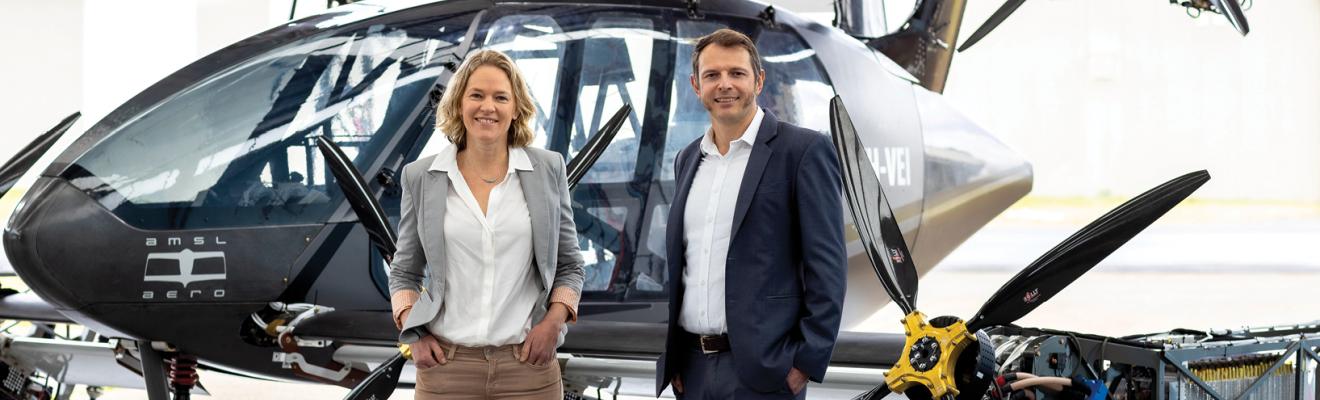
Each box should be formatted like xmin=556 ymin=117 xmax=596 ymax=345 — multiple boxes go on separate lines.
xmin=142 ymin=236 xmax=228 ymax=300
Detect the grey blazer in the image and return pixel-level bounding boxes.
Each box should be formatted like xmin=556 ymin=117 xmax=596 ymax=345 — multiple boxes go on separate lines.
xmin=388 ymin=146 xmax=585 ymax=346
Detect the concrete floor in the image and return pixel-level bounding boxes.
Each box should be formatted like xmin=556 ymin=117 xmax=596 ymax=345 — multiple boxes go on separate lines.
xmin=63 ymin=201 xmax=1320 ymax=399
xmin=66 ymin=266 xmax=1320 ymax=399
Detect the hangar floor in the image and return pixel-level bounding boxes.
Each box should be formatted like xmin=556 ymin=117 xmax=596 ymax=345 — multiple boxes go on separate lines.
xmin=62 ymin=199 xmax=1320 ymax=399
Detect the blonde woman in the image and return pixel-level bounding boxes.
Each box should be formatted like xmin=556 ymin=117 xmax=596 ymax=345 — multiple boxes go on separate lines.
xmin=388 ymin=49 xmax=585 ymax=399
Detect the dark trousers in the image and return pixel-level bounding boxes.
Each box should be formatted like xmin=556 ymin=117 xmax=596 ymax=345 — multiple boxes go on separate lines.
xmin=676 ymin=346 xmax=807 ymax=400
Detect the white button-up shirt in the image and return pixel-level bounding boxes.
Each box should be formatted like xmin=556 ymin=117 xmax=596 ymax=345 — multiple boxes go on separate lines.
xmin=428 ymin=145 xmax=540 ymax=347
xmin=680 ymin=108 xmax=764 ymax=335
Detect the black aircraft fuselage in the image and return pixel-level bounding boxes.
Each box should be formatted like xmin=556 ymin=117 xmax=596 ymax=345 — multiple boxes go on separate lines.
xmin=3 ymin=0 xmax=1030 ymax=382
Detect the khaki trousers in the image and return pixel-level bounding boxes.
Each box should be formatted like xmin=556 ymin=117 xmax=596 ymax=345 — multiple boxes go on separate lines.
xmin=414 ymin=343 xmax=562 ymax=400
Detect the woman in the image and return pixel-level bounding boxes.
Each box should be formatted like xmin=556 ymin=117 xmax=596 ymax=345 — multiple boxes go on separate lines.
xmin=387 ymin=49 xmax=585 ymax=399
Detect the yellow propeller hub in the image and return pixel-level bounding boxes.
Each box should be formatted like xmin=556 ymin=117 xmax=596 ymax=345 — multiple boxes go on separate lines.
xmin=884 ymin=311 xmax=977 ymax=398
xmin=399 ymin=343 xmax=413 ymax=360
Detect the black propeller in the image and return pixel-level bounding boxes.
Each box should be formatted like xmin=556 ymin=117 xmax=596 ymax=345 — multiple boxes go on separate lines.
xmin=956 ymin=0 xmax=1026 ymax=52
xmin=0 ymin=112 xmax=80 ymax=199
xmin=959 ymin=0 xmax=1250 ymax=52
xmin=856 ymin=383 xmax=891 ymax=400
xmin=324 ymin=104 xmax=630 ymax=400
xmin=829 ymin=96 xmax=1209 ymax=400
xmin=829 ymin=96 xmax=919 ymax=314
xmin=1214 ymin=0 xmax=1250 ymax=35
xmin=565 ymin=104 xmax=630 ymax=189
xmin=341 ymin=346 xmax=409 ymax=400
xmin=965 ymin=170 xmax=1210 ymax=331
xmin=315 ymin=136 xmax=397 ymax=258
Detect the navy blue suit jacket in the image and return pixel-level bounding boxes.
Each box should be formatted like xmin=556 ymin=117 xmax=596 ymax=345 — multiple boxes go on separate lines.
xmin=655 ymin=110 xmax=847 ymax=395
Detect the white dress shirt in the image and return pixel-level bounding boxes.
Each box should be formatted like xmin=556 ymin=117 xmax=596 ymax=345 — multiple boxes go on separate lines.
xmin=680 ymin=108 xmax=764 ymax=335
xmin=428 ymin=145 xmax=541 ymax=347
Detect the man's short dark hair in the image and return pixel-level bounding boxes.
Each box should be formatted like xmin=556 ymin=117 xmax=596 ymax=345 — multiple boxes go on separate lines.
xmin=691 ymin=28 xmax=763 ymax=82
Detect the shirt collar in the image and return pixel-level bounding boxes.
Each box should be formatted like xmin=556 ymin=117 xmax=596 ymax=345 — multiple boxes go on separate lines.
xmin=508 ymin=147 xmax=534 ymax=171
xmin=429 ymin=144 xmax=457 ymax=172
xmin=428 ymin=144 xmax=534 ymax=172
xmin=700 ymin=107 xmax=765 ymax=156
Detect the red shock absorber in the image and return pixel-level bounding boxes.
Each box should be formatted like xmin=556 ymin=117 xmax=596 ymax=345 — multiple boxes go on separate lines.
xmin=167 ymin=354 xmax=199 ymax=400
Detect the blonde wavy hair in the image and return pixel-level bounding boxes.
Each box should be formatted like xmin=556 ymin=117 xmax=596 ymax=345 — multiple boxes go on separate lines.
xmin=436 ymin=49 xmax=536 ymax=149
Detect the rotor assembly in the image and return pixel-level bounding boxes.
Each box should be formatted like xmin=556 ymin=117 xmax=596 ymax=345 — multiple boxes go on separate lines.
xmin=830 ymin=95 xmax=1212 ymax=400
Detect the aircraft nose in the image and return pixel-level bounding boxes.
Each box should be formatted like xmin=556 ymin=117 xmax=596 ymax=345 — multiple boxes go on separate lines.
xmin=909 ymin=89 xmax=1032 ymax=268
xmin=4 ymin=168 xmax=330 ymax=311
xmin=3 ymin=177 xmax=91 ymax=310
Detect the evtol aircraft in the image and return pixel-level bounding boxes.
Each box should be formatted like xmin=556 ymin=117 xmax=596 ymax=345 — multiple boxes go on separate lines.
xmin=0 ymin=0 xmax=1253 ymax=398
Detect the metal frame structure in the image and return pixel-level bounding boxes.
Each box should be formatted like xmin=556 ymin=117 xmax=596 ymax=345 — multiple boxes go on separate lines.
xmin=994 ymin=325 xmax=1319 ymax=400
xmin=1162 ymin=334 xmax=1318 ymax=400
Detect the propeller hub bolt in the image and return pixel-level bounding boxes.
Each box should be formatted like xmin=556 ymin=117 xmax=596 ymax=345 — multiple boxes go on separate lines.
xmin=909 ymin=336 xmax=942 ymax=372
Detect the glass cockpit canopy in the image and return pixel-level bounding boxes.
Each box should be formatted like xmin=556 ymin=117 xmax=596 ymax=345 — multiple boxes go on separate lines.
xmin=56 ymin=2 xmax=836 ymax=303
xmin=62 ymin=12 xmax=476 ymax=230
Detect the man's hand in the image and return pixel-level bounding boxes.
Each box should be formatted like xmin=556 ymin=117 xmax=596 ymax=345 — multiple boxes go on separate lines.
xmin=672 ymin=376 xmax=685 ymax=394
xmin=412 ymin=334 xmax=447 ymax=369
xmin=787 ymin=367 xmax=808 ymax=394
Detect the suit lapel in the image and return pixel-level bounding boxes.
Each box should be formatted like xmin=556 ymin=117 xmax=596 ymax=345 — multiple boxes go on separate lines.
xmin=518 ymin=156 xmax=552 ymax=286
xmin=421 ymin=168 xmax=449 ymax=282
xmin=668 ymin=142 xmax=702 ymax=283
xmin=730 ymin=110 xmax=779 ymax=240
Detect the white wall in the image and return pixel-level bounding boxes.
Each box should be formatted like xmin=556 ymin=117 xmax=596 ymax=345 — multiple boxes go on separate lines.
xmin=1 ymin=1 xmax=83 ymax=157
xmin=3 ymin=1 xmax=1318 ymax=201
xmin=82 ymin=1 xmax=198 ymax=123
xmin=944 ymin=0 xmax=1320 ymax=201
xmin=0 ymin=0 xmax=312 ymax=169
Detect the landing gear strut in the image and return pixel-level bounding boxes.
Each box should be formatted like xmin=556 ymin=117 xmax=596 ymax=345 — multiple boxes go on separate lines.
xmin=138 ymin=342 xmax=200 ymax=400
xmin=167 ymin=354 xmax=199 ymax=399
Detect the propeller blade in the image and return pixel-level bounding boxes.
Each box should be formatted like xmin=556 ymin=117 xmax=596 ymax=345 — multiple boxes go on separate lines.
xmin=342 ymin=352 xmax=407 ymax=400
xmin=957 ymin=0 xmax=1028 ymax=52
xmin=0 ymin=112 xmax=80 ymax=198
xmin=852 ymin=383 xmax=892 ymax=400
xmin=1214 ymin=0 xmax=1250 ymax=35
xmin=315 ymin=136 xmax=398 ymax=257
xmin=965 ymin=170 xmax=1210 ymax=331
xmin=829 ymin=96 xmax=919 ymax=314
xmin=565 ymin=104 xmax=630 ymax=190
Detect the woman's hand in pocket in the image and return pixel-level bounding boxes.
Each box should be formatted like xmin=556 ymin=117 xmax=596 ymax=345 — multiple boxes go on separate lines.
xmin=519 ymin=319 xmax=562 ymax=366
xmin=412 ymin=334 xmax=448 ymax=369
xmin=520 ymin=304 xmax=569 ymax=366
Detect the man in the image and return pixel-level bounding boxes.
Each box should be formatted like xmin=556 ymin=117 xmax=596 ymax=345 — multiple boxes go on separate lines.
xmin=655 ymin=28 xmax=847 ymax=399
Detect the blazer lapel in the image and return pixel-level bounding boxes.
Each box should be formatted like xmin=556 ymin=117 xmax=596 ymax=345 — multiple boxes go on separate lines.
xmin=669 ymin=143 xmax=702 ymax=258
xmin=421 ymin=168 xmax=449 ymax=291
xmin=730 ymin=110 xmax=779 ymax=240
xmin=518 ymin=157 xmax=553 ymax=287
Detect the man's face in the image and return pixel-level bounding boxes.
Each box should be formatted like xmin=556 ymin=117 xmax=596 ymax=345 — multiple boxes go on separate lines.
xmin=691 ymin=44 xmax=764 ymax=128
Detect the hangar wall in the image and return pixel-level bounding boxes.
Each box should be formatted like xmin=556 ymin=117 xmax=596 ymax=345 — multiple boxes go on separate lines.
xmin=943 ymin=0 xmax=1320 ymax=201
xmin=0 ymin=0 xmax=298 ymax=177
xmin=2 ymin=0 xmax=1318 ymax=202
xmin=2 ymin=1 xmax=83 ymax=154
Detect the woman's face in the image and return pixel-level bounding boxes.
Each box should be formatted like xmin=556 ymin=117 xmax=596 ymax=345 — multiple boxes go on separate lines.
xmin=461 ymin=65 xmax=516 ymax=147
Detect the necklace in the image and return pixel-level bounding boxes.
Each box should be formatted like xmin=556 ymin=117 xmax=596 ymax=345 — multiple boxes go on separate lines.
xmin=457 ymin=150 xmax=505 ymax=184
